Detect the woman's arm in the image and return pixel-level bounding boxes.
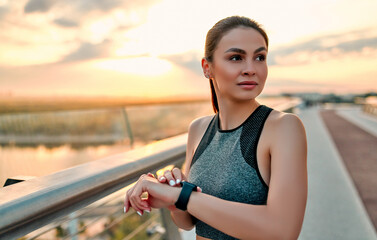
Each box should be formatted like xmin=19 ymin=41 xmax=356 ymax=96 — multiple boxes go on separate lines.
xmin=185 ymin=113 xmax=307 ymax=239
xmin=169 ymin=115 xmax=213 ymax=230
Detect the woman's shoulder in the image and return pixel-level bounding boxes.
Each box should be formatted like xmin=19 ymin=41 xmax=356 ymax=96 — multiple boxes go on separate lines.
xmin=269 ymin=108 xmax=301 ymax=121
xmin=266 ymin=109 xmax=306 ymax=140
xmin=184 ymin=115 xmax=215 ymax=174
xmin=188 ymin=114 xmax=215 ymax=139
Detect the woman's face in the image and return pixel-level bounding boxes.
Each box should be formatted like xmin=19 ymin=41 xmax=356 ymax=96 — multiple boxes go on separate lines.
xmin=207 ymin=27 xmax=268 ymax=102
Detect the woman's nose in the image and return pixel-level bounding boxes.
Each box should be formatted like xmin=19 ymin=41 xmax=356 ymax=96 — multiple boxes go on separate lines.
xmin=242 ymin=60 xmax=256 ymax=76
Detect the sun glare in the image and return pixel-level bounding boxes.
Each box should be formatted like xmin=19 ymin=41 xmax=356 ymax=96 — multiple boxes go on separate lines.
xmin=94 ymin=57 xmax=173 ymax=76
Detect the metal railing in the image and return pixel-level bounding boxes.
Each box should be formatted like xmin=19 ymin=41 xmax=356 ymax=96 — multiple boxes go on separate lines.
xmin=0 ymin=133 xmax=187 ymax=239
xmin=363 ymin=103 xmax=377 ymax=117
xmin=0 ymin=99 xmax=302 ymax=240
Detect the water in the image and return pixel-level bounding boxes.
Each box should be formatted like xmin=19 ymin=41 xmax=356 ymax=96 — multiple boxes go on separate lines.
xmin=0 ymin=101 xmax=213 ymax=186
xmin=0 ymin=98 xmax=292 ymax=187
xmin=0 ymin=143 xmax=130 ymax=186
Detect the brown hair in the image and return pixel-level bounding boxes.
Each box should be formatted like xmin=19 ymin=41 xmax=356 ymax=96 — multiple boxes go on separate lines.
xmin=204 ymin=16 xmax=269 ymax=113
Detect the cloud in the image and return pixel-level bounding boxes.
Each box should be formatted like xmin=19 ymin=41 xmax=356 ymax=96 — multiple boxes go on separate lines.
xmin=266 ymin=78 xmax=336 ymax=87
xmin=268 ymin=29 xmax=377 ymax=66
xmin=0 ymin=6 xmax=8 ymax=19
xmin=0 ymin=0 xmax=163 ymax=66
xmin=24 ymin=0 xmax=160 ymax=15
xmin=23 ymin=0 xmax=121 ymax=14
xmin=22 ymin=0 xmax=160 ymax=33
xmin=74 ymin=0 xmax=124 ymax=13
xmin=53 ymin=18 xmax=79 ymax=28
xmin=160 ymin=51 xmax=203 ymax=75
xmin=60 ymin=40 xmax=113 ymax=63
xmin=336 ymin=37 xmax=377 ymax=52
xmin=24 ymin=0 xmax=56 ymax=13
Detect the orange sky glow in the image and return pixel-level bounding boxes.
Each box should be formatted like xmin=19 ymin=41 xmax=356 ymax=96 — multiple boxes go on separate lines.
xmin=0 ymin=0 xmax=377 ymax=98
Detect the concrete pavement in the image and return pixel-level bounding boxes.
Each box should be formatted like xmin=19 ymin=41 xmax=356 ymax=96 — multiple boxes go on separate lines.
xmin=298 ymin=106 xmax=376 ymax=240
xmin=336 ymin=106 xmax=377 ymax=137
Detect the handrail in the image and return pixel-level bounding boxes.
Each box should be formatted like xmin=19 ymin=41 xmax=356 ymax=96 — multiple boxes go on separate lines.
xmin=363 ymin=103 xmax=377 ymax=117
xmin=0 ymin=99 xmax=302 ymax=239
xmin=0 ymin=133 xmax=187 ymax=239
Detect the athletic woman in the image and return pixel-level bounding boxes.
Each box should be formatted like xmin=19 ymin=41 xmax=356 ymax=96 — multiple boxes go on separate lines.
xmin=124 ymin=16 xmax=307 ymax=240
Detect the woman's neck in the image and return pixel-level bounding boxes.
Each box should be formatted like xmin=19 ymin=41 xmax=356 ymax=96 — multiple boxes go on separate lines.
xmin=217 ymin=99 xmax=260 ymax=131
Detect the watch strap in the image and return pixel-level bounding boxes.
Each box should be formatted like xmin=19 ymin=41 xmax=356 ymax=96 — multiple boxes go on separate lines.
xmin=175 ymin=181 xmax=197 ymax=211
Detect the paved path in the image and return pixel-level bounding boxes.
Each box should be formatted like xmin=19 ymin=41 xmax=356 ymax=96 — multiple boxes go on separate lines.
xmin=320 ymin=107 xmax=377 ymax=230
xmin=336 ymin=106 xmax=377 ymax=137
xmin=299 ymin=106 xmax=376 ymax=240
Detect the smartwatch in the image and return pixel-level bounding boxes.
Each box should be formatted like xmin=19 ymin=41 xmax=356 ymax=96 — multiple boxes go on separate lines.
xmin=175 ymin=181 xmax=198 ymax=211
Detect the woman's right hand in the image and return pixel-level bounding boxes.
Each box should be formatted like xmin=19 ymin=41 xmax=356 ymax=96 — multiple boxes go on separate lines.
xmin=157 ymin=167 xmax=202 ymax=196
xmin=158 ymin=167 xmax=187 ymax=187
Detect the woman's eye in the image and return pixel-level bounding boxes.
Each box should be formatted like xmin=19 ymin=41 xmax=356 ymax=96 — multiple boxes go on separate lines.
xmin=256 ymin=55 xmax=266 ymax=61
xmin=229 ymin=55 xmax=242 ymax=61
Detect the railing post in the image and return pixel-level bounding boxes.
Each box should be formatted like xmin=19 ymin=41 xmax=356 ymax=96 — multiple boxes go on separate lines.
xmin=159 ymin=208 xmax=182 ymax=240
xmin=67 ymin=212 xmax=78 ymax=240
xmin=122 ymin=108 xmax=134 ymax=148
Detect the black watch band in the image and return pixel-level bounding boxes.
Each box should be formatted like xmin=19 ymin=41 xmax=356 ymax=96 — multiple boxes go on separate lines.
xmin=175 ymin=181 xmax=197 ymax=211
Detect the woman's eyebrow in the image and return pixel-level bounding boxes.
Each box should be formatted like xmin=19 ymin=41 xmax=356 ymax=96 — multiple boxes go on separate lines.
xmin=224 ymin=48 xmax=246 ymax=54
xmin=254 ymin=46 xmax=267 ymax=53
xmin=224 ymin=46 xmax=267 ymax=54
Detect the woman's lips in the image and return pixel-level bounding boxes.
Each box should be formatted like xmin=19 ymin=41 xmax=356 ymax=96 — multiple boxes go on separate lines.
xmin=237 ymin=81 xmax=258 ymax=90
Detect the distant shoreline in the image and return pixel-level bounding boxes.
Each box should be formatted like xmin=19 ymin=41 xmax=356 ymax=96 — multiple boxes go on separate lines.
xmin=0 ymin=95 xmax=290 ymax=114
xmin=0 ymin=96 xmax=211 ymax=114
xmin=0 ymin=134 xmax=127 ymax=146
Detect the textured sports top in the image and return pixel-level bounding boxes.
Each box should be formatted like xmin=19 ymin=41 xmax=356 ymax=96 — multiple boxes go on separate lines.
xmin=188 ymin=105 xmax=273 ymax=240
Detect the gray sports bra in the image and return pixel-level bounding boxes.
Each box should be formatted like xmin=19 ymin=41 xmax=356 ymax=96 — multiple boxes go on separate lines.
xmin=188 ymin=105 xmax=273 ymax=240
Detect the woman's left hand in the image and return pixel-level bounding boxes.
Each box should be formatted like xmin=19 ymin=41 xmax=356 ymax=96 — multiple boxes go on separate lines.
xmin=124 ymin=173 xmax=181 ymax=215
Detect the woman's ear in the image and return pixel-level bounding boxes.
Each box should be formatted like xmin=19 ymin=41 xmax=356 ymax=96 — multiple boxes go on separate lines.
xmin=201 ymin=57 xmax=211 ymax=79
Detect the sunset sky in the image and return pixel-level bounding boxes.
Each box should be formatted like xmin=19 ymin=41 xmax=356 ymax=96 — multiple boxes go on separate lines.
xmin=0 ymin=0 xmax=377 ymax=99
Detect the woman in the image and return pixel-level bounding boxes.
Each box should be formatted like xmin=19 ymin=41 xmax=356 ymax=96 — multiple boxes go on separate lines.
xmin=124 ymin=16 xmax=307 ymax=240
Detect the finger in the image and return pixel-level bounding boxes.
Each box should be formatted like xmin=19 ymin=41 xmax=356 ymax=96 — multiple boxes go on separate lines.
xmin=129 ymin=178 xmax=151 ymax=214
xmin=197 ymin=186 xmax=202 ymax=192
xmin=181 ymin=172 xmax=188 ymax=181
xmin=142 ymin=199 xmax=151 ymax=213
xmin=129 ymin=187 xmax=149 ymax=214
xmin=124 ymin=191 xmax=131 ymax=213
xmin=164 ymin=170 xmax=176 ymax=186
xmin=124 ymin=186 xmax=137 ymax=213
xmin=158 ymin=174 xmax=167 ymax=183
xmin=137 ymin=198 xmax=150 ymax=210
xmin=130 ymin=201 xmax=144 ymax=216
xmin=147 ymin=172 xmax=155 ymax=178
xmin=171 ymin=168 xmax=183 ymax=185
xmin=129 ymin=193 xmax=146 ymax=216
xmin=126 ymin=187 xmax=140 ymax=213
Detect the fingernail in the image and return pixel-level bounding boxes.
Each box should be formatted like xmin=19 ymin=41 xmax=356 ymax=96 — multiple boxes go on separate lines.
xmin=176 ymin=179 xmax=181 ymax=184
xmin=169 ymin=180 xmax=176 ymax=186
xmin=145 ymin=209 xmax=151 ymax=213
xmin=160 ymin=177 xmax=166 ymax=181
xmin=124 ymin=206 xmax=127 ymax=213
xmin=137 ymin=211 xmax=142 ymax=216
